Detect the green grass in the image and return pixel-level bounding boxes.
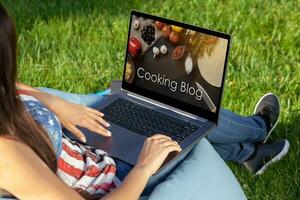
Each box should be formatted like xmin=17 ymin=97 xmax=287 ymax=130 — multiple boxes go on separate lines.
xmin=2 ymin=0 xmax=300 ymax=199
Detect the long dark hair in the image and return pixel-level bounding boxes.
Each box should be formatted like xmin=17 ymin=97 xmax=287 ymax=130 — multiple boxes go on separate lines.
xmin=0 ymin=4 xmax=57 ymax=172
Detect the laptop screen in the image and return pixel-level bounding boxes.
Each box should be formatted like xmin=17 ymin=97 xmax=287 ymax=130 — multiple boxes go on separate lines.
xmin=122 ymin=11 xmax=231 ymax=123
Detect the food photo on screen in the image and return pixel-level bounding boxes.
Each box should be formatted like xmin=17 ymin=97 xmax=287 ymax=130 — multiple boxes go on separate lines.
xmin=125 ymin=14 xmax=228 ymax=113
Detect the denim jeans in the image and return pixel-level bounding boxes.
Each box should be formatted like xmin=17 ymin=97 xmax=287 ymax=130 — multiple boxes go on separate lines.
xmin=38 ymin=87 xmax=267 ymax=191
xmin=207 ymin=109 xmax=267 ymax=162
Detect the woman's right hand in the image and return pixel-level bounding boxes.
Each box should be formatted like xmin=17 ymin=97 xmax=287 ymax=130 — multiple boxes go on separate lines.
xmin=135 ymin=134 xmax=182 ymax=176
xmin=100 ymin=134 xmax=182 ymax=200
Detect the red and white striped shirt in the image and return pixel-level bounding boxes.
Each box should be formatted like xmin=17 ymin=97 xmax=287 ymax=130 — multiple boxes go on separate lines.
xmin=57 ymin=136 xmax=122 ymax=196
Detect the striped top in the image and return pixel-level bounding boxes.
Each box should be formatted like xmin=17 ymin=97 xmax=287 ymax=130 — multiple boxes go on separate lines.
xmin=19 ymin=92 xmax=121 ymax=197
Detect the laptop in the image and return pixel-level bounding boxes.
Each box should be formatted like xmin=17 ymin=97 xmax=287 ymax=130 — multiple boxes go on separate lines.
xmin=71 ymin=10 xmax=231 ymax=173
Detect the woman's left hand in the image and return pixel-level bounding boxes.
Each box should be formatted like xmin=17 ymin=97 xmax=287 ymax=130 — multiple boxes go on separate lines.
xmin=47 ymin=96 xmax=111 ymax=142
xmin=16 ymin=82 xmax=111 ymax=142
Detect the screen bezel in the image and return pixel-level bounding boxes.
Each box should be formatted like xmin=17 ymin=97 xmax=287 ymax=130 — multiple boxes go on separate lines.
xmin=122 ymin=10 xmax=231 ymax=124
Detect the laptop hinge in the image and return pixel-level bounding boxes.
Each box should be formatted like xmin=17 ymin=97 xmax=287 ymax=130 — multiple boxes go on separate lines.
xmin=125 ymin=90 xmax=207 ymax=122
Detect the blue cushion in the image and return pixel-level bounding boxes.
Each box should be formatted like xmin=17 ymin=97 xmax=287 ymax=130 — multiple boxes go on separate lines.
xmin=141 ymin=138 xmax=246 ymax=200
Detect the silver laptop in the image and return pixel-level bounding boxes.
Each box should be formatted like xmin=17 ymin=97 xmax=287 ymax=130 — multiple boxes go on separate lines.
xmin=68 ymin=10 xmax=231 ymax=173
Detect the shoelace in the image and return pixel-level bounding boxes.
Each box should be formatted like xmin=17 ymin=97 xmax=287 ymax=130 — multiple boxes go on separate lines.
xmin=260 ymin=105 xmax=274 ymax=129
xmin=261 ymin=105 xmax=272 ymax=115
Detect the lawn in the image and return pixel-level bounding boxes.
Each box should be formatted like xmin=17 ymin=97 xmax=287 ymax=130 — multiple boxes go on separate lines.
xmin=2 ymin=0 xmax=299 ymax=199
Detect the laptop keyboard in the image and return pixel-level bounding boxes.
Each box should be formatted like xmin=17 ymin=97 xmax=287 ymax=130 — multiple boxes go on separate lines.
xmin=101 ymin=98 xmax=200 ymax=143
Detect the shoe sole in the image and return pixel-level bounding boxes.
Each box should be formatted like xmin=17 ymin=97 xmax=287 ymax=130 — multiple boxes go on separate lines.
xmin=253 ymin=92 xmax=280 ymax=143
xmin=255 ymin=139 xmax=289 ymax=175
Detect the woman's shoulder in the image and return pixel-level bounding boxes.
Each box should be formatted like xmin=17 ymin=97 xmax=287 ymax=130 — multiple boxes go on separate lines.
xmin=0 ymin=137 xmax=83 ymax=200
xmin=0 ymin=136 xmax=35 ymax=169
xmin=0 ymin=136 xmax=22 ymax=150
xmin=0 ymin=136 xmax=40 ymax=187
xmin=0 ymin=137 xmax=20 ymax=197
xmin=0 ymin=136 xmax=29 ymax=161
xmin=0 ymin=137 xmax=29 ymax=178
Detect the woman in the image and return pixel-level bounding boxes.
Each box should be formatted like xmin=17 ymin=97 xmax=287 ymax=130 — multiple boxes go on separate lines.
xmin=0 ymin=4 xmax=183 ymax=199
xmin=0 ymin=4 xmax=287 ymax=200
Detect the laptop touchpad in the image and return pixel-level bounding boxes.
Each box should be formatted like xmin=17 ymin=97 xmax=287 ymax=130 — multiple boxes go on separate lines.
xmin=72 ymin=125 xmax=145 ymax=165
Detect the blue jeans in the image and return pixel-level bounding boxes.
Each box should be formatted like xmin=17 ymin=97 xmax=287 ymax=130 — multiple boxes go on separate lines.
xmin=207 ymin=109 xmax=267 ymax=162
xmin=38 ymin=88 xmax=266 ymax=194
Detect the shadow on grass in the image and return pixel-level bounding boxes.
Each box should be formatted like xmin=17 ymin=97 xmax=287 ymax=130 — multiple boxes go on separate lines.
xmin=2 ymin=0 xmax=137 ymax=31
xmin=283 ymin=112 xmax=300 ymax=199
xmin=226 ymin=109 xmax=300 ymax=199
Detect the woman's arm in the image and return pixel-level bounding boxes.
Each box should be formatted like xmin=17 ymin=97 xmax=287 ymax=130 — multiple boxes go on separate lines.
xmin=15 ymin=82 xmax=41 ymax=93
xmin=15 ymin=82 xmax=111 ymax=142
xmin=103 ymin=134 xmax=182 ymax=200
xmin=0 ymin=137 xmax=84 ymax=200
xmin=102 ymin=166 xmax=150 ymax=200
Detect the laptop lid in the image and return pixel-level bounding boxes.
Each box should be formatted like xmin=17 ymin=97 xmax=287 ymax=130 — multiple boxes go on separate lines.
xmin=122 ymin=10 xmax=231 ymax=124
